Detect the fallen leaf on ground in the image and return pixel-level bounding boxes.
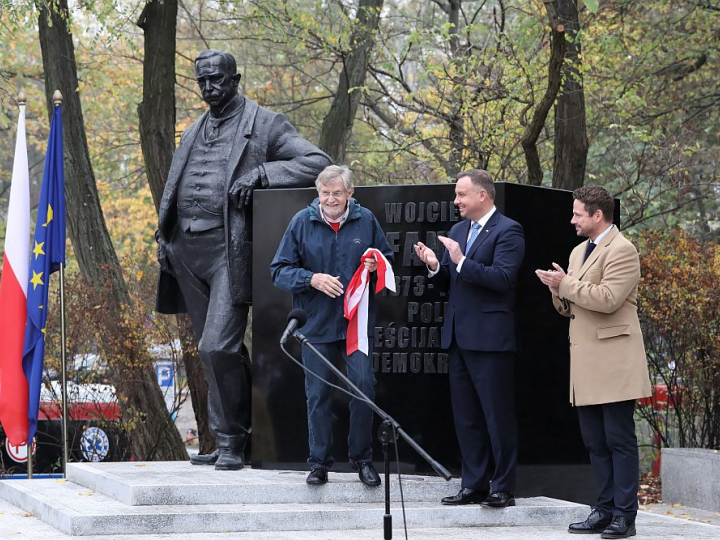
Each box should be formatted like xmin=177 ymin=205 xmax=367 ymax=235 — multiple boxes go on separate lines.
xmin=637 ymin=472 xmax=662 ymax=504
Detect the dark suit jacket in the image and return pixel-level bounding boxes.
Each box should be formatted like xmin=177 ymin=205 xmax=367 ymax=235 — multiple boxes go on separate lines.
xmin=433 ymin=210 xmax=525 ymax=352
xmin=156 ymin=97 xmax=331 ymax=313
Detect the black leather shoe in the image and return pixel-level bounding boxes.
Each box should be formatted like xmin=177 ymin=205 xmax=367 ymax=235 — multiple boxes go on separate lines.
xmin=441 ymin=488 xmax=489 ymax=505
xmin=350 ymin=460 xmax=381 ymax=487
xmin=600 ymin=517 xmax=636 ymax=539
xmin=306 ymin=468 xmax=328 ymax=485
xmin=480 ymin=492 xmax=516 ymax=508
xmin=214 ymin=448 xmax=244 ymax=471
xmin=190 ymin=449 xmax=219 ymax=466
xmin=568 ymin=509 xmax=613 ymax=534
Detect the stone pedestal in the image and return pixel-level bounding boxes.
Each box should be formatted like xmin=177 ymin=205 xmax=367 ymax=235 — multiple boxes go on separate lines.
xmin=0 ymin=462 xmax=589 ymax=536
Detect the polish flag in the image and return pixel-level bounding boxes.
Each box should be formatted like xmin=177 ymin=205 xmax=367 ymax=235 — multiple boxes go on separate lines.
xmin=345 ymin=248 xmax=396 ymax=356
xmin=0 ymin=100 xmax=30 ymax=446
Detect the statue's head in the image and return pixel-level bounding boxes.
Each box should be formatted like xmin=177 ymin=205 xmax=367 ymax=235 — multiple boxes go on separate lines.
xmin=195 ymin=50 xmax=241 ymax=113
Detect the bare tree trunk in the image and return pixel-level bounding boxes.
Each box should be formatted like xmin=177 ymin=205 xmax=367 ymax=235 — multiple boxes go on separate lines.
xmin=520 ymin=2 xmax=567 ymax=186
xmin=318 ymin=0 xmax=384 ymax=164
xmin=446 ymin=0 xmax=466 ymax=170
xmin=136 ymin=0 xmax=213 ymax=455
xmin=137 ymin=0 xmax=177 ymax=212
xmin=37 ymin=0 xmax=187 ymax=460
xmin=431 ymin=0 xmax=469 ymax=173
xmin=552 ymin=0 xmax=588 ymax=190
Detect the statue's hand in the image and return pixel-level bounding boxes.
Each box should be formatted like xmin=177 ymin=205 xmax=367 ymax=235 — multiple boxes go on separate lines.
xmin=229 ymin=169 xmax=262 ymax=208
xmin=156 ymin=232 xmax=174 ymax=275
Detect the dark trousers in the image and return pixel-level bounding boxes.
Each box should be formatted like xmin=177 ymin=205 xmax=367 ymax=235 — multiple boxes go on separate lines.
xmin=449 ymin=342 xmax=517 ymax=493
xmin=301 ymin=341 xmax=376 ymax=470
xmin=168 ymin=227 xmax=251 ymax=450
xmin=577 ymin=399 xmax=639 ymax=519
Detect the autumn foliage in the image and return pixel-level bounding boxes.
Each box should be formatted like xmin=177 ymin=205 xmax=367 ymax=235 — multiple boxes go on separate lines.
xmin=41 ymin=253 xmax=186 ymax=461
xmin=636 ymin=230 xmax=720 ymax=451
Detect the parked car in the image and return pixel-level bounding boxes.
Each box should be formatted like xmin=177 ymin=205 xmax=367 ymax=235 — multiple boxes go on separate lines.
xmin=1 ymin=381 xmax=128 ymax=475
xmin=1 ymin=344 xmax=179 ymax=475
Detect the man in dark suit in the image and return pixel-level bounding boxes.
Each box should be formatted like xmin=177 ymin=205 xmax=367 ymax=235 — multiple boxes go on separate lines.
xmin=155 ymin=49 xmax=331 ymax=470
xmin=414 ymin=169 xmax=525 ymax=508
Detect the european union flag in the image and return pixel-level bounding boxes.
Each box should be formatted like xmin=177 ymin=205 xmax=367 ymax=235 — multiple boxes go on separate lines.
xmin=22 ymin=103 xmax=66 ymax=443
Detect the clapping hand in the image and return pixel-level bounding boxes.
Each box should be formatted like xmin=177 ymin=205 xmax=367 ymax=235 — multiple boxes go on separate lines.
xmin=437 ymin=235 xmax=463 ymax=264
xmin=535 ymin=263 xmax=573 ymax=297
xmin=414 ymin=242 xmax=439 ymax=271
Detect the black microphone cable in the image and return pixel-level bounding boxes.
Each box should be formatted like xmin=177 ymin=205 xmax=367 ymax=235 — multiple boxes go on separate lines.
xmin=279 ymin=340 xmax=374 ymax=403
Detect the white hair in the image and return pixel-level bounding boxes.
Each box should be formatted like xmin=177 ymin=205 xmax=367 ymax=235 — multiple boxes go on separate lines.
xmin=315 ymin=165 xmax=352 ymax=192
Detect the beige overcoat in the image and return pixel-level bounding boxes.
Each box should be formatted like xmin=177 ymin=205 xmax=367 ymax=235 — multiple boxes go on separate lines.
xmin=553 ymin=227 xmax=652 ymax=406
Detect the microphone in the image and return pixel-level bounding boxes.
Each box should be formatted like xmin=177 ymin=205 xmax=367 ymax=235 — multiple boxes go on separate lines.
xmin=281 ymin=309 xmax=308 ymax=344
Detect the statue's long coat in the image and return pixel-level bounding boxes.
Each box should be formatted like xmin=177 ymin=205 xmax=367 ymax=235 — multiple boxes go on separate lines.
xmin=156 ymin=97 xmax=331 ymax=313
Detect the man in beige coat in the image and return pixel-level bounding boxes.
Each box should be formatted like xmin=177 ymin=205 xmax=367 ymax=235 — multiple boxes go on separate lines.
xmin=536 ymin=186 xmax=651 ymax=540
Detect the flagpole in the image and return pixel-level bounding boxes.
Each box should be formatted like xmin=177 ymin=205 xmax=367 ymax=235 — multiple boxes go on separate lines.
xmin=53 ymin=90 xmax=70 ymax=478
xmin=60 ymin=262 xmax=68 ymax=476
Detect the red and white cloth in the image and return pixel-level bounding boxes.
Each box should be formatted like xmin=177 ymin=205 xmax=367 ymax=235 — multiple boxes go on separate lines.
xmin=344 ymin=248 xmax=396 ymax=356
xmin=0 ymin=102 xmax=30 ymax=445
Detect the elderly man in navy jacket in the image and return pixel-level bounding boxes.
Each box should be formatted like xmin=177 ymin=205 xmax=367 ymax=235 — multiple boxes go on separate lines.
xmin=415 ymin=169 xmax=525 ymax=508
xmin=271 ymin=165 xmax=393 ymax=487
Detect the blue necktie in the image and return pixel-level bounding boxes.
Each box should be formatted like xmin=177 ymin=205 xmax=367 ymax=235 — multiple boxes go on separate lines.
xmin=465 ymin=222 xmax=481 ymax=254
xmin=583 ymin=241 xmax=596 ymax=262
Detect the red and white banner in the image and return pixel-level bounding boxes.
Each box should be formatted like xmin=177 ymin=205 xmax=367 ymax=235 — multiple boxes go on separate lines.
xmin=0 ymin=101 xmax=31 ymax=446
xmin=344 ymin=248 xmax=395 ymax=356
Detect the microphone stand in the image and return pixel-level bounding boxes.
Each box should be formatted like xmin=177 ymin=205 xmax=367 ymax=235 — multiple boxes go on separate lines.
xmin=290 ymin=331 xmax=452 ymax=540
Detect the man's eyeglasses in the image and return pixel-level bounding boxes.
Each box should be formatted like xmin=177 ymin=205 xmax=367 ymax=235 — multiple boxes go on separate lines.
xmin=320 ymin=191 xmax=347 ymax=198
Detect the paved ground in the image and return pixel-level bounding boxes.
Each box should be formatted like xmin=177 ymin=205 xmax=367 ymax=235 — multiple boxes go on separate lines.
xmin=1 ymin=495 xmax=719 ymax=539
xmin=640 ymin=501 xmax=720 ymax=526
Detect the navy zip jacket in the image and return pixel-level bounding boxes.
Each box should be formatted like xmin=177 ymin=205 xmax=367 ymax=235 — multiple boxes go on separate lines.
xmin=271 ymin=197 xmax=394 ymax=344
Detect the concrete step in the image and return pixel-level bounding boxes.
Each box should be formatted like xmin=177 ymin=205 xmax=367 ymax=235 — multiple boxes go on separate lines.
xmin=0 ymin=474 xmax=588 ymax=537
xmin=64 ymin=461 xmax=462 ymax=506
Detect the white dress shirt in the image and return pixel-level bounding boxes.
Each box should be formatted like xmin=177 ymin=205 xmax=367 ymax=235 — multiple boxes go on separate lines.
xmin=592 ymin=223 xmax=614 ymax=244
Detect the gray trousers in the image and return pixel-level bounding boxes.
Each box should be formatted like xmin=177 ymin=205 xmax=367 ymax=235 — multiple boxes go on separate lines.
xmin=168 ymin=226 xmax=251 ymax=451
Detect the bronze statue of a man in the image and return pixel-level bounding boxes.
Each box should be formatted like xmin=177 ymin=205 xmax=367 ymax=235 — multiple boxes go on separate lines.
xmin=155 ymin=50 xmax=331 ymax=470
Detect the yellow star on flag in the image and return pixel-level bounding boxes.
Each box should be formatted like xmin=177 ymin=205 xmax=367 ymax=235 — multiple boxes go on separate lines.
xmin=42 ymin=204 xmax=54 ymax=227
xmin=41 ymin=328 xmax=46 ymax=335
xmin=30 ymin=270 xmax=44 ymax=290
xmin=33 ymin=241 xmax=45 ymax=259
